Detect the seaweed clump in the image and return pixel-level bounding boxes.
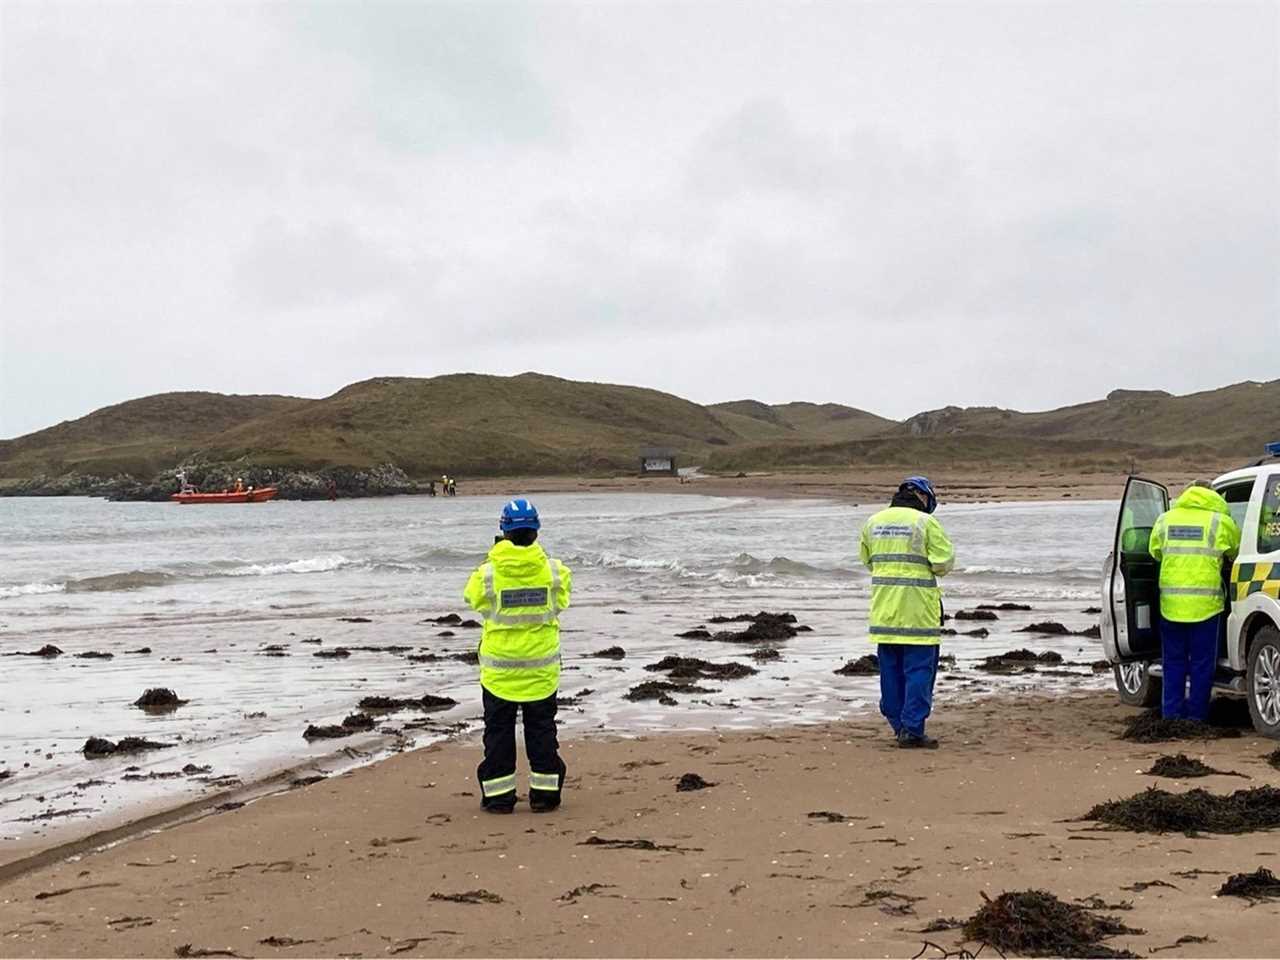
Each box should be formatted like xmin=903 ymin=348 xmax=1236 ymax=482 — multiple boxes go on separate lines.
xmin=975 ymin=649 xmax=1061 ymax=674
xmin=705 ymin=611 xmax=805 ymax=644
xmin=1083 ymin=785 xmax=1280 ymax=834
xmin=82 ymin=737 xmax=174 ymax=757
xmin=1146 ymin=754 xmax=1243 ymax=779
xmin=357 ymin=694 xmax=457 ymax=712
xmin=1120 ymin=710 xmax=1241 ymax=743
xmin=624 ymin=680 xmax=713 ymax=704
xmin=644 ymin=656 xmax=755 ymax=680
xmin=834 ymin=655 xmax=879 ymax=676
xmin=961 ymin=890 xmax=1142 ymax=958
xmin=133 ymin=688 xmax=188 ymax=712
xmin=1218 ymin=867 xmax=1280 ymax=901
xmin=589 ymin=646 xmax=627 ymax=659
xmin=676 ymin=773 xmax=715 ymax=792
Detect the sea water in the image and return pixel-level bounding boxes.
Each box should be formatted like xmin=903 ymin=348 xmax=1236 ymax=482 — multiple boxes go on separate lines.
xmin=0 ymin=493 xmax=1114 ymax=854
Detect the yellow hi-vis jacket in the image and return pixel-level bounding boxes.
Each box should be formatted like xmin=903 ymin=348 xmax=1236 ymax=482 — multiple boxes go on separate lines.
xmin=464 ymin=540 xmax=572 ymax=702
xmin=859 ymin=506 xmax=955 ymax=644
xmin=1149 ymin=486 xmax=1241 ymax=623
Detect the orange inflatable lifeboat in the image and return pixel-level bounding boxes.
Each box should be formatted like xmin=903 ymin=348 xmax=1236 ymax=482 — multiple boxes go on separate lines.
xmin=170 ymin=486 xmax=278 ymax=504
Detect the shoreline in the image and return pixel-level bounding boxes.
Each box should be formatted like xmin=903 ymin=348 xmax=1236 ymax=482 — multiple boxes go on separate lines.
xmin=2 ymin=690 xmax=1278 ymax=957
xmin=3 ymin=464 xmax=1209 ymax=505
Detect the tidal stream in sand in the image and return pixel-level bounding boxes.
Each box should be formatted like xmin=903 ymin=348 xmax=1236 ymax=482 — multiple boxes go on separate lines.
xmin=1 ymin=492 xmax=1115 ymax=855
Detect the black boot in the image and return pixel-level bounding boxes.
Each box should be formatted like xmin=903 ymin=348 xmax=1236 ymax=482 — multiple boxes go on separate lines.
xmin=897 ymin=731 xmax=939 ymax=749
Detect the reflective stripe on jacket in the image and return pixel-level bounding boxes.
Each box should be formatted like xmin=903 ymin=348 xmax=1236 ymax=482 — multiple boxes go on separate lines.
xmin=859 ymin=506 xmax=955 ymax=645
xmin=464 ymin=540 xmax=572 ymax=702
xmin=1149 ymin=486 xmax=1241 ymax=623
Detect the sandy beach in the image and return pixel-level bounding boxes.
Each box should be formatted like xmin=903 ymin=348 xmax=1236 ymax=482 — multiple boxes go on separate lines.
xmin=2 ymin=690 xmax=1278 ymax=958
xmin=456 ymin=465 xmax=1212 ymax=506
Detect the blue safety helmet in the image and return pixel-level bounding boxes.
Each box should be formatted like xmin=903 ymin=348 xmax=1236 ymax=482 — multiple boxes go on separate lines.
xmin=901 ymin=476 xmax=938 ymax=514
xmin=499 ymin=498 xmax=541 ymax=532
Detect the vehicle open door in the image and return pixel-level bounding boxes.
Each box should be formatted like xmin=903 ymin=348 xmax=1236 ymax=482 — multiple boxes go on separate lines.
xmin=1103 ymin=477 xmax=1168 ymax=662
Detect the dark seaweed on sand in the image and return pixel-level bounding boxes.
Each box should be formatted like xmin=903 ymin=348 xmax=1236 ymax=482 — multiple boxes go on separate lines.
xmin=624 ymin=679 xmax=714 ymax=702
xmin=82 ymin=737 xmax=174 ymax=757
xmin=133 ymin=688 xmax=188 ymax=710
xmin=1120 ymin=710 xmax=1242 ymax=743
xmin=703 ymin=611 xmax=803 ymax=643
xmin=1083 ymin=786 xmax=1280 ymax=834
xmin=644 ymin=656 xmax=756 ymax=680
xmin=834 ymin=655 xmax=879 ymax=676
xmin=1218 ymin=867 xmax=1280 ymax=900
xmin=676 ymin=773 xmax=715 ymax=792
xmin=1146 ymin=754 xmax=1245 ymax=779
xmin=962 ymin=890 xmax=1142 ymax=958
xmin=357 ymin=694 xmax=457 ymax=712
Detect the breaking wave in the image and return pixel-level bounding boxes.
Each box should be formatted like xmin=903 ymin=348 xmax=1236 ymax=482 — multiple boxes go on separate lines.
xmin=66 ymin=570 xmax=176 ymax=593
xmin=727 ymin=553 xmax=856 ymax=578
xmin=222 ymin=554 xmax=355 ymax=577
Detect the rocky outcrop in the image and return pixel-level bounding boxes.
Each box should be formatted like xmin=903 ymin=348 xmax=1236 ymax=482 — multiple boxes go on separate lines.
xmin=4 ymin=462 xmax=424 ymax=501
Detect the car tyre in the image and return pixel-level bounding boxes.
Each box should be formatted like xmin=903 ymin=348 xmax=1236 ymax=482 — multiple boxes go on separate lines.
xmin=1114 ymin=661 xmax=1161 ymax=708
xmin=1246 ymin=625 xmax=1280 ymax=739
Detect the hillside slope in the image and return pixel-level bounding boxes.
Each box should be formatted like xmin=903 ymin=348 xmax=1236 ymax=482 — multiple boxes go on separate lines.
xmin=0 ymin=392 xmax=310 ymax=478
xmin=2 ymin=375 xmax=1275 ymax=485
xmin=899 ymin=381 xmax=1279 ymax=452
xmin=709 ymin=400 xmax=893 ymax=443
xmin=203 ymin=373 xmax=740 ymax=475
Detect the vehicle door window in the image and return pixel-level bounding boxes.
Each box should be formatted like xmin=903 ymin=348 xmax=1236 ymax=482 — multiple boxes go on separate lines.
xmin=1260 ymin=474 xmax=1280 ymax=556
xmin=1219 ymin=479 xmax=1256 ymax=531
xmin=1118 ymin=481 xmax=1165 ymax=556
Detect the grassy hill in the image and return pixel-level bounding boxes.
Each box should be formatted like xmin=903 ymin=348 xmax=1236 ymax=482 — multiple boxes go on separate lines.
xmin=708 ymin=380 xmax=1279 ymax=472
xmin=897 ymin=381 xmax=1279 ymax=452
xmin=2 ymin=374 xmax=1275 ymax=484
xmin=206 ymin=373 xmax=740 ymax=475
xmin=0 ymin=392 xmax=309 ymax=478
xmin=709 ymin=400 xmax=894 ymax=443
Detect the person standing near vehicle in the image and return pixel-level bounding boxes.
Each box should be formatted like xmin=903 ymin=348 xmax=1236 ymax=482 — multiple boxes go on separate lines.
xmin=859 ymin=476 xmax=955 ymax=749
xmin=1148 ymin=483 xmax=1241 ymax=721
xmin=464 ymin=498 xmax=572 ymax=813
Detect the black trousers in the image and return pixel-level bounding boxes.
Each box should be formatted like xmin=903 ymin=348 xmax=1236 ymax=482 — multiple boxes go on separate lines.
xmin=476 ymin=689 xmax=566 ymax=809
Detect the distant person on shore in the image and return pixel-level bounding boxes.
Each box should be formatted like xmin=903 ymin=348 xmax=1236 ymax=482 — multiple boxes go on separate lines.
xmin=234 ymin=477 xmax=244 ymax=494
xmin=326 ymin=478 xmax=337 ymax=501
xmin=427 ymin=480 xmax=437 ymax=497
xmin=463 ymin=498 xmax=572 ymax=813
xmin=859 ymin=476 xmax=954 ymax=749
xmin=448 ymin=477 xmax=457 ymax=496
xmin=1148 ymin=482 xmax=1241 ymax=721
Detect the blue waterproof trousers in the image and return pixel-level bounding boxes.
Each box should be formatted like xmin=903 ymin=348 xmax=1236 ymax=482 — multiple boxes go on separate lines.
xmin=878 ymin=644 xmax=940 ymax=737
xmin=1159 ymin=614 xmax=1219 ymax=722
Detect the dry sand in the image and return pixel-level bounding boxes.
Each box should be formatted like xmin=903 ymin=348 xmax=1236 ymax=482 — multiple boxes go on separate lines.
xmin=2 ymin=691 xmax=1278 ymax=957
xmin=458 ymin=465 xmax=1209 ymax=505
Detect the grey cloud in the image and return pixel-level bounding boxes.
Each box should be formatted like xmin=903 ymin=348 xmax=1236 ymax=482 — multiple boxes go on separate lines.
xmin=287 ymin=2 xmax=558 ymax=151
xmin=2 ymin=1 xmax=1277 ymax=438
xmin=235 ymin=219 xmax=417 ymax=310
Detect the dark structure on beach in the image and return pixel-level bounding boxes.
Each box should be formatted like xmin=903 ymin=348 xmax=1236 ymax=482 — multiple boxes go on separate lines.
xmin=639 ymin=448 xmax=678 ymax=476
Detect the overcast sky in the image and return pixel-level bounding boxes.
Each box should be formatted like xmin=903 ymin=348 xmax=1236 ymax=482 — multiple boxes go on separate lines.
xmin=2 ymin=1 xmax=1277 ymax=439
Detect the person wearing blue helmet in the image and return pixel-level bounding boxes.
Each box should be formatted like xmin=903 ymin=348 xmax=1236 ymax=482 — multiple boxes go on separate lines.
xmin=859 ymin=476 xmax=954 ymax=748
xmin=464 ymin=498 xmax=573 ymax=813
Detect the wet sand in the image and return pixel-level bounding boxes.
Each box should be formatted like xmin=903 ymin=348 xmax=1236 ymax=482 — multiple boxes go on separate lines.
xmin=2 ymin=691 xmax=1278 ymax=958
xmin=457 ymin=464 xmax=1209 ymax=504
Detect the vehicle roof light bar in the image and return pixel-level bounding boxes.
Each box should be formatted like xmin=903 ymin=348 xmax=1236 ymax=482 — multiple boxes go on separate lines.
xmin=1268 ymin=442 xmax=1280 ymax=457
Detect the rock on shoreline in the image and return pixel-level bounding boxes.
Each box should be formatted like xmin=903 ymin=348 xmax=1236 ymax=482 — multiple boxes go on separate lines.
xmin=3 ymin=462 xmax=425 ymax=501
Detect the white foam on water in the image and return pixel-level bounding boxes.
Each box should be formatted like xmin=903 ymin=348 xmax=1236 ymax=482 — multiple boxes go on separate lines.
xmin=223 ymin=554 xmax=355 ymax=577
xmin=0 ymin=581 xmax=66 ymax=599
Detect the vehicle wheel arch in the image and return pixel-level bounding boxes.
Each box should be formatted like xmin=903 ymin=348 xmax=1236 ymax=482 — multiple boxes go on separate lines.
xmin=1243 ymin=611 xmax=1280 ymax=661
